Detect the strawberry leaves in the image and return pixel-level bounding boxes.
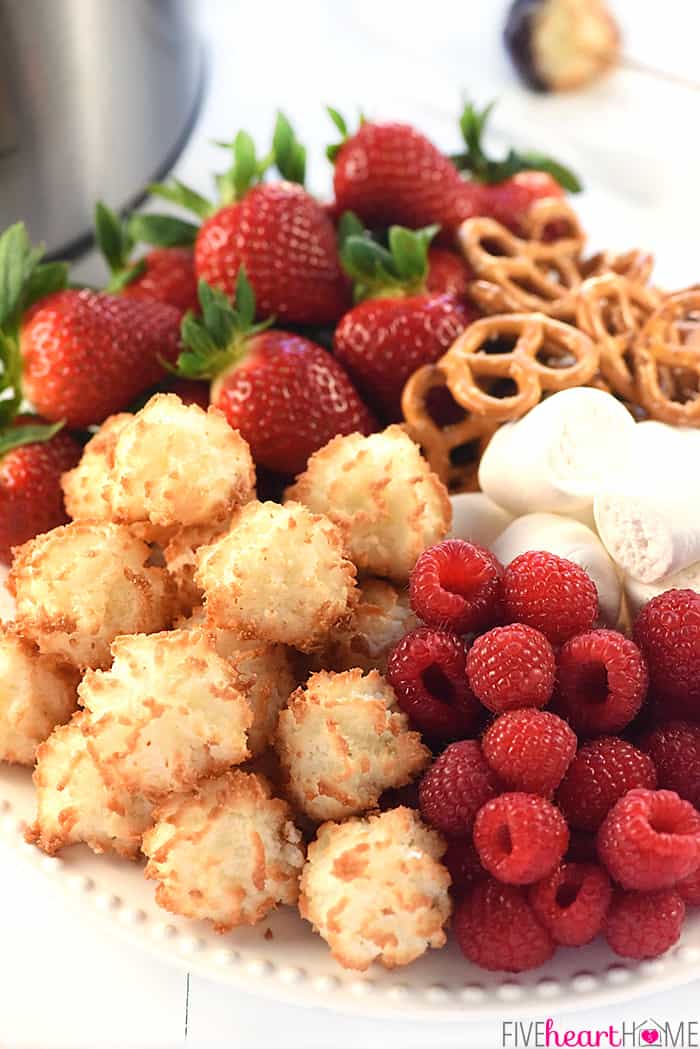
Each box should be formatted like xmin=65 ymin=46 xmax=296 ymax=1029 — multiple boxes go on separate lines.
xmin=326 ymin=107 xmax=349 ymax=162
xmin=325 ymin=107 xmax=368 ymax=162
xmin=0 ymin=223 xmax=67 ymax=329
xmin=0 ymin=224 xmax=42 ymax=328
xmin=453 ymin=100 xmax=582 ymax=192
xmin=127 ymin=213 xmax=199 ymax=248
xmin=177 ymin=270 xmax=272 ymax=380
xmin=0 ymin=222 xmax=69 ymax=427
xmin=0 ymin=418 xmax=63 ymax=458
xmin=95 ymin=202 xmax=149 ymax=293
xmin=95 ymin=203 xmax=198 ymax=292
xmin=94 ymin=201 xmax=132 ymax=272
xmin=340 ymin=217 xmax=439 ymax=301
xmin=272 ymin=112 xmax=306 ymax=186
xmin=149 ymin=179 xmax=215 ymax=219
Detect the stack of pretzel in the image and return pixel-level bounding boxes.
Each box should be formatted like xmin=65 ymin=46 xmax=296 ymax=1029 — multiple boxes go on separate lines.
xmin=402 ymin=198 xmax=700 ymax=491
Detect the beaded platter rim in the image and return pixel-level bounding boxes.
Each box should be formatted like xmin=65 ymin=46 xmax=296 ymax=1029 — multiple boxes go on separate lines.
xmin=1 ymin=763 xmax=699 ymax=1021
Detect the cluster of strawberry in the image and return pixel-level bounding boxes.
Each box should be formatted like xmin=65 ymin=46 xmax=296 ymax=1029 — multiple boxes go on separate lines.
xmin=0 ymin=103 xmax=577 ymax=560
xmin=385 ymin=540 xmax=700 ymax=972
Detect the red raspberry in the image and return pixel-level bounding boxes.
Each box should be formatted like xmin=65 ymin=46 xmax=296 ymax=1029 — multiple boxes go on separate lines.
xmin=409 ymin=539 xmax=504 ymax=634
xmin=419 ymin=740 xmax=500 ymax=836
xmin=503 ymin=551 xmax=598 ymax=645
xmin=467 ymin=624 xmax=555 ymax=714
xmin=473 ymin=792 xmax=569 ymax=885
xmin=387 ymin=627 xmax=480 ymax=741
xmin=443 ymin=838 xmax=487 ymax=897
xmin=597 ymin=788 xmax=700 ymax=890
xmin=556 ymin=737 xmax=658 ymax=832
xmin=677 ymin=865 xmax=700 ymax=906
xmin=604 ymin=889 xmax=685 ymax=960
xmin=641 ymin=721 xmax=700 ymax=809
xmin=482 ymin=709 xmax=576 ymax=795
xmin=556 ymin=630 xmax=648 ymax=735
xmin=528 ymin=862 xmax=613 ymax=946
xmin=634 ymin=589 xmax=700 ymax=717
xmin=453 ymin=879 xmax=555 ymax=972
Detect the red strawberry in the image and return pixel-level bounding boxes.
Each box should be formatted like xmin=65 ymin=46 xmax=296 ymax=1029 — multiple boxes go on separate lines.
xmin=176 ymin=272 xmax=375 ymax=475
xmin=452 ymin=100 xmax=581 ymax=233
xmin=334 ymin=221 xmax=475 ymax=418
xmin=95 ymin=202 xmax=199 ymax=314
xmin=0 ymin=417 xmax=81 ymax=562
xmin=156 ymin=116 xmax=349 ymax=326
xmin=328 ymin=109 xmax=485 ymax=235
xmin=121 ymin=248 xmax=198 ymax=314
xmin=484 ymin=172 xmax=565 ymax=235
xmin=196 ymin=183 xmax=349 ymax=325
xmin=0 ymin=223 xmax=182 ymax=429
xmin=426 ymin=248 xmax=475 ymax=299
xmin=21 ymin=290 xmax=182 ymax=429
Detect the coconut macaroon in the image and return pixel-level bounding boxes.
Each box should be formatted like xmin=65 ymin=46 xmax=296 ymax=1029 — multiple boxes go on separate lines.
xmin=179 ymin=609 xmax=296 ymax=758
xmin=0 ymin=626 xmax=79 ymax=766
xmin=299 ymin=807 xmax=451 ymax=970
xmin=79 ymin=629 xmax=252 ymax=800
xmin=195 ymin=500 xmax=357 ymax=651
xmin=142 ymin=770 xmax=305 ymax=931
xmin=105 ymin=394 xmax=255 ymax=531
xmin=285 ymin=426 xmax=451 ymax=583
xmin=275 ymin=669 xmax=429 ymax=822
xmin=311 ymin=578 xmax=418 ymax=675
xmin=26 ymin=712 xmax=153 ymax=858
xmin=61 ymin=413 xmax=131 ymax=521
xmin=10 ymin=521 xmax=176 ymax=670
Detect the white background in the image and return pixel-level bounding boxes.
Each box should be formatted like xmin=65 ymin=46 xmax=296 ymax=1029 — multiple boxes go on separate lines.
xmin=4 ymin=1 xmax=700 ymax=1046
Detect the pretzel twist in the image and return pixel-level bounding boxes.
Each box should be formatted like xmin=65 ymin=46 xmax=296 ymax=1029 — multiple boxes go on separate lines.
xmin=634 ymin=289 xmax=700 ymax=424
xmin=440 ymin=313 xmax=599 ymax=421
xmin=581 ymin=248 xmax=655 ymax=286
xmin=576 ymin=273 xmax=662 ymax=402
xmin=459 ymin=217 xmax=583 ymax=319
xmin=401 ymin=365 xmax=496 ymax=490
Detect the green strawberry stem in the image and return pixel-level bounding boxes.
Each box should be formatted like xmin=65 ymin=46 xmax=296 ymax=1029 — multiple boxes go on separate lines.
xmin=127 ymin=213 xmax=199 ymax=248
xmin=272 ymin=112 xmax=306 ymax=185
xmin=152 ymin=111 xmax=308 ymax=225
xmin=339 ymin=216 xmax=439 ymax=302
xmin=0 ymin=418 xmax=64 ymax=457
xmin=176 ymin=270 xmax=273 ymax=381
xmin=325 ymin=106 xmax=366 ymax=162
xmin=0 ymin=223 xmax=69 ymax=428
xmin=452 ymin=100 xmax=582 ymax=193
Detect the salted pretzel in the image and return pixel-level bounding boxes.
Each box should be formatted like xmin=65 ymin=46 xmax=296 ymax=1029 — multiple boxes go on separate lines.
xmin=635 ymin=289 xmax=700 ymax=425
xmin=582 ymin=248 xmax=655 ymax=286
xmin=520 ymin=197 xmax=586 ymax=253
xmin=459 ymin=217 xmax=583 ymax=320
xmin=576 ymin=273 xmax=662 ymax=402
xmin=439 ymin=313 xmax=599 ymax=422
xmin=401 ymin=363 xmax=497 ymax=490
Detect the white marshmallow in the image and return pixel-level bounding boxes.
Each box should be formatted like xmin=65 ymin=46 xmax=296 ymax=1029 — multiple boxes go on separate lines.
xmin=595 ymin=483 xmax=700 ymax=583
xmin=624 ymin=560 xmax=700 ymax=619
xmin=629 ymin=421 xmax=700 ymax=484
xmin=492 ymin=513 xmax=622 ymax=626
xmin=448 ymin=492 xmax=513 ymax=548
xmin=478 ymin=389 xmax=636 ymax=518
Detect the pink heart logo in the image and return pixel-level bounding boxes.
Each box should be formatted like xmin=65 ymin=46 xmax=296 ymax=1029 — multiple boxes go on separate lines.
xmin=641 ymin=1032 xmax=659 ymax=1045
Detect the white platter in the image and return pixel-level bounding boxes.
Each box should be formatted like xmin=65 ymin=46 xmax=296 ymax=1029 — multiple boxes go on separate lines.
xmin=1 ymin=761 xmax=699 ymax=1021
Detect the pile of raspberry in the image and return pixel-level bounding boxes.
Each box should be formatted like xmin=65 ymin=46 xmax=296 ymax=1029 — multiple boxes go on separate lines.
xmin=386 ymin=540 xmax=700 ymax=973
